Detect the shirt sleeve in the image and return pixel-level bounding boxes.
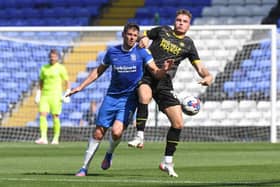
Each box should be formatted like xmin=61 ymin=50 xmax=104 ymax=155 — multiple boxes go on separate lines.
xmin=188 ymin=39 xmax=201 ymax=64
xmin=145 ymin=26 xmax=162 ymax=40
xmin=139 ymin=48 xmax=154 ymax=65
xmin=102 ymin=50 xmax=111 ymax=66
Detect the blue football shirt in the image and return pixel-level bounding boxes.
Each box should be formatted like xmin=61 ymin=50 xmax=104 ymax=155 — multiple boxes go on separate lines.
xmin=103 ymin=44 xmax=153 ymax=95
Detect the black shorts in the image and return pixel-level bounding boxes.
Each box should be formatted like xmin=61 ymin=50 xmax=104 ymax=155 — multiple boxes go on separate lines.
xmin=138 ymin=71 xmax=180 ymax=111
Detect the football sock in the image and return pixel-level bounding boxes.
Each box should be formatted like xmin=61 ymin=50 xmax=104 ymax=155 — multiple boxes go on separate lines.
xmin=53 ymin=117 xmax=60 ymax=142
xmin=82 ymin=137 xmax=100 ymax=169
xmin=164 ymin=156 xmax=173 ymax=164
xmin=165 ymin=127 xmax=181 ymax=157
xmin=137 ymin=131 xmax=144 ymax=140
xmin=136 ymin=103 xmax=148 ymax=132
xmin=39 ymin=116 xmax=48 ymax=141
xmin=107 ymin=134 xmax=121 ymax=154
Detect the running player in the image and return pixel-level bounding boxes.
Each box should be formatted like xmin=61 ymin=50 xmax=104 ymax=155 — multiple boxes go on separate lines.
xmin=68 ymin=23 xmax=173 ymax=176
xmin=128 ymin=9 xmax=213 ymax=177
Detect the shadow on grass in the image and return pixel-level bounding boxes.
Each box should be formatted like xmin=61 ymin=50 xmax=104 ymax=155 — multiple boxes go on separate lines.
xmin=23 ymin=172 xmax=104 ymax=177
xmin=23 ymin=172 xmax=143 ymax=178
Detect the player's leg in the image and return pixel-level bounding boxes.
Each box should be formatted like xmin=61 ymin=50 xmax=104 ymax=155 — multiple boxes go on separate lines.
xmin=159 ymin=105 xmax=183 ymax=177
xmin=101 ymin=120 xmax=125 ymax=170
xmin=128 ymin=83 xmax=152 ymax=148
xmin=103 ymin=94 xmax=136 ymax=169
xmin=35 ymin=96 xmax=50 ymax=144
xmin=52 ymin=115 xmax=60 ymax=144
xmin=50 ymin=96 xmax=62 ymax=144
xmin=76 ymin=126 xmax=107 ymax=176
xmin=156 ymin=88 xmax=182 ymax=177
xmin=76 ymin=95 xmax=115 ymax=176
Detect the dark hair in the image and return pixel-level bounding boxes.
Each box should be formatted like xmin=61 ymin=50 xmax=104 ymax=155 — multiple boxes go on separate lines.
xmin=176 ymin=9 xmax=192 ymax=19
xmin=49 ymin=49 xmax=59 ymax=56
xmin=123 ymin=22 xmax=140 ymax=33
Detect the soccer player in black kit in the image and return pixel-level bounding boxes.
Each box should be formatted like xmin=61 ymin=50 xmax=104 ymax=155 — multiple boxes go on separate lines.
xmin=128 ymin=9 xmax=213 ymax=177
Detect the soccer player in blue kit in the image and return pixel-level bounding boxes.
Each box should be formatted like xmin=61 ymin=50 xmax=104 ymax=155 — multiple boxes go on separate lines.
xmin=67 ymin=23 xmax=173 ymax=177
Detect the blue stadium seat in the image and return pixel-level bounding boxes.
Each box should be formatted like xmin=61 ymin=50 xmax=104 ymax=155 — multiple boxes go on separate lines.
xmin=240 ymin=59 xmax=255 ymax=70
xmin=246 ymin=70 xmax=262 ymax=81
xmin=223 ymin=81 xmax=236 ymax=98
xmin=68 ymin=112 xmax=83 ymax=125
xmin=161 ymin=0 xmax=177 ymax=7
xmin=62 ymin=102 xmax=77 ymax=113
xmin=80 ymin=102 xmax=91 ymax=112
xmin=256 ymin=60 xmax=271 ymax=72
xmin=0 ymin=102 xmax=9 ymax=113
xmin=72 ymin=92 xmax=87 ymax=103
xmin=236 ymin=80 xmax=253 ymax=93
xmin=88 ymin=90 xmax=104 ymax=102
xmin=7 ymin=92 xmax=21 ymax=104
xmin=76 ymin=72 xmax=89 ymax=83
xmin=255 ymin=80 xmax=270 ymax=95
xmin=250 ymin=49 xmax=264 ymax=60
xmin=86 ymin=61 xmax=99 ymax=71
xmin=0 ymin=72 xmax=11 ymax=81
xmin=231 ymin=69 xmax=246 ymax=81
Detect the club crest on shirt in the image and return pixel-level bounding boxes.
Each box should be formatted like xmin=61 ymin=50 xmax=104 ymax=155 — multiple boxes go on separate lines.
xmin=130 ymin=54 xmax=136 ymax=61
xmin=179 ymin=42 xmax=185 ymax=47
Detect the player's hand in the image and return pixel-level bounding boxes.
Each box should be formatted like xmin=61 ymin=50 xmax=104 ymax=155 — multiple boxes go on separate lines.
xmin=66 ymin=87 xmax=82 ymax=97
xmin=198 ymin=76 xmax=213 ymax=86
xmin=163 ymin=59 xmax=174 ymax=71
xmin=138 ymin=36 xmax=149 ymax=48
xmin=62 ymin=89 xmax=71 ymax=103
xmin=35 ymin=90 xmax=41 ymax=104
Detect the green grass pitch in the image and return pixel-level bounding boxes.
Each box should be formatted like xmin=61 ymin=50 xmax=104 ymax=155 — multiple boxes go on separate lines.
xmin=0 ymin=142 xmax=280 ymax=187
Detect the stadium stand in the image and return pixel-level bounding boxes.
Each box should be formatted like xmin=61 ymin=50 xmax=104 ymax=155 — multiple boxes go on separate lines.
xmin=0 ymin=0 xmax=110 ymax=26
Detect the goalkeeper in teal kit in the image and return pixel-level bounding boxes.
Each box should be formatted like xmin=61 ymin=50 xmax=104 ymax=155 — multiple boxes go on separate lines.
xmin=67 ymin=23 xmax=173 ymax=176
xmin=35 ymin=49 xmax=71 ymax=145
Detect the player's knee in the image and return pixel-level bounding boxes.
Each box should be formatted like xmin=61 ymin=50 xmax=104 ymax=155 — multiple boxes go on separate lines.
xmin=93 ymin=128 xmax=105 ymax=140
xmin=138 ymin=85 xmax=152 ymax=104
xmin=40 ymin=112 xmax=48 ymax=117
xmin=111 ymin=131 xmax=122 ymax=140
xmin=171 ymin=122 xmax=183 ymax=129
xmin=138 ymin=94 xmax=152 ymax=104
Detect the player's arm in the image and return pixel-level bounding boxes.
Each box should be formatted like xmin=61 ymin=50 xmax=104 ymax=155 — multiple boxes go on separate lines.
xmin=138 ymin=27 xmax=161 ymax=48
xmin=147 ymin=59 xmax=174 ymax=79
xmin=192 ymin=61 xmax=213 ymax=86
xmin=67 ymin=64 xmax=108 ymax=96
xmin=189 ymin=38 xmax=213 ymax=86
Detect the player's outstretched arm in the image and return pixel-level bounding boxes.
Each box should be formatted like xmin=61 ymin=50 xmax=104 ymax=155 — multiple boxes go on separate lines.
xmin=193 ymin=62 xmax=213 ymax=86
xmin=67 ymin=64 xmax=108 ymax=97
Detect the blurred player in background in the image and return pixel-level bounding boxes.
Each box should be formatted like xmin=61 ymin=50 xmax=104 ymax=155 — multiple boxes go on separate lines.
xmin=35 ymin=49 xmax=71 ymax=145
xmin=68 ymin=23 xmax=173 ymax=177
xmin=128 ymin=9 xmax=213 ymax=177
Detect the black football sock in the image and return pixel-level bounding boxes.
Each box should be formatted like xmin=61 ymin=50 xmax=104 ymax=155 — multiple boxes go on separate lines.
xmin=136 ymin=103 xmax=148 ymax=132
xmin=165 ymin=127 xmax=181 ymax=156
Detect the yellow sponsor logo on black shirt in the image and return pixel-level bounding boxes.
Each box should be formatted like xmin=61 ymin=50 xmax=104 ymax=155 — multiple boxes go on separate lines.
xmin=159 ymin=38 xmax=181 ymax=56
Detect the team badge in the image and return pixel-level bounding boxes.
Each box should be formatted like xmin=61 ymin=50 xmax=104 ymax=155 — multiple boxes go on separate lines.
xmin=131 ymin=54 xmax=136 ymax=61
xmin=179 ymin=42 xmax=185 ymax=47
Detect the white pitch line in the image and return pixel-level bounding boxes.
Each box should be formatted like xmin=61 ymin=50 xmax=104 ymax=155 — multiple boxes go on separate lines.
xmin=0 ymin=177 xmax=196 ymax=184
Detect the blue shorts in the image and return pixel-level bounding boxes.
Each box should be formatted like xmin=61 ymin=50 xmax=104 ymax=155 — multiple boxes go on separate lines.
xmin=96 ymin=93 xmax=137 ymax=128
